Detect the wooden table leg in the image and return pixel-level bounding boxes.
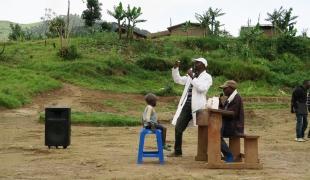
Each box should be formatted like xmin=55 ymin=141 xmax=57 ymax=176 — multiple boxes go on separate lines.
xmin=207 ymin=113 xmax=222 ymax=166
xmin=195 ymin=126 xmax=208 ymax=161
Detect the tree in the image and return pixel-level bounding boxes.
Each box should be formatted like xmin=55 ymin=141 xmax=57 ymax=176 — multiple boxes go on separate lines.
xmin=124 ymin=5 xmax=146 ymax=39
xmin=131 ymin=7 xmax=146 ymax=38
xmin=301 ymin=29 xmax=308 ymax=38
xmin=195 ymin=12 xmax=210 ymax=37
xmin=82 ymin=0 xmax=102 ymax=27
xmin=195 ymin=7 xmax=225 ymax=36
xmin=208 ymin=7 xmax=225 ymax=35
xmin=266 ymin=6 xmax=298 ymax=36
xmin=40 ymin=8 xmax=55 ymax=39
xmin=100 ymin=21 xmax=112 ymax=32
xmin=49 ymin=17 xmax=66 ymax=48
xmin=23 ymin=28 xmax=33 ymax=40
xmin=8 ymin=24 xmax=25 ymax=41
xmin=107 ymin=2 xmax=125 ymax=39
xmin=48 ymin=0 xmax=78 ymax=59
xmin=182 ymin=21 xmax=191 ymax=39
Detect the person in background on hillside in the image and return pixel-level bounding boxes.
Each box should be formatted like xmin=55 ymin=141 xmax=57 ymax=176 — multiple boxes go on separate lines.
xmin=142 ymin=93 xmax=171 ymax=151
xmin=291 ymin=80 xmax=310 ymax=142
xmin=219 ymin=80 xmax=244 ymax=162
xmin=168 ymin=57 xmax=212 ymax=157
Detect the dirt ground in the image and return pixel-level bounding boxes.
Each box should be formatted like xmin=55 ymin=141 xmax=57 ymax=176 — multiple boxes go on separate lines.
xmin=0 ymin=84 xmax=309 ymax=179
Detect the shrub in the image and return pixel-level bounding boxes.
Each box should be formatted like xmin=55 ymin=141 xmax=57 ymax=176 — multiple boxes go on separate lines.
xmin=184 ymin=36 xmax=227 ymax=51
xmin=178 ymin=51 xmax=195 ymax=71
xmin=276 ymin=35 xmax=310 ymax=60
xmin=136 ymin=55 xmax=172 ymax=71
xmin=253 ymin=37 xmax=277 ymax=60
xmin=105 ymin=59 xmax=133 ymax=76
xmin=58 ymin=45 xmax=80 ymax=60
xmin=268 ymin=71 xmax=310 ymax=87
xmin=208 ymin=59 xmax=272 ymax=81
xmin=156 ymin=83 xmax=178 ymax=96
xmin=268 ymin=53 xmax=303 ymax=75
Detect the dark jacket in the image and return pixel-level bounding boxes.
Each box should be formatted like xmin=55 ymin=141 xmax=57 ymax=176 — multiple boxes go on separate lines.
xmin=220 ymin=93 xmax=244 ymax=137
xmin=308 ymin=92 xmax=310 ymax=112
xmin=291 ymin=86 xmax=308 ymax=115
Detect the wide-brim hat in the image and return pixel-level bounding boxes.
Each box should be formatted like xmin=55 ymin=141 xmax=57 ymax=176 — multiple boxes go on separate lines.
xmin=219 ymin=80 xmax=238 ymax=89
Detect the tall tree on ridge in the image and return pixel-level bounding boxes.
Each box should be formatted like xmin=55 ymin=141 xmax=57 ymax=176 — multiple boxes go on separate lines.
xmin=82 ymin=0 xmax=102 ymax=29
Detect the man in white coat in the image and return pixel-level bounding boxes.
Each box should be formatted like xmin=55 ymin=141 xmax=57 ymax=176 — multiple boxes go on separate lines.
xmin=168 ymin=57 xmax=212 ymax=157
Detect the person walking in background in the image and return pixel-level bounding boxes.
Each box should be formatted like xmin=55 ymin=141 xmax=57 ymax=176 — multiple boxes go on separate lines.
xmin=168 ymin=57 xmax=212 ymax=157
xmin=291 ymin=80 xmax=310 ymax=142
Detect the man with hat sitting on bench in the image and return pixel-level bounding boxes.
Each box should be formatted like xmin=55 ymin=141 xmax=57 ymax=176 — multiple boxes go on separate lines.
xmin=219 ymin=80 xmax=244 ymax=162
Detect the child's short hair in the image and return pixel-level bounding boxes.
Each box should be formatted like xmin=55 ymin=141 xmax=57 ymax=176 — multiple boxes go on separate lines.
xmin=145 ymin=93 xmax=157 ymax=105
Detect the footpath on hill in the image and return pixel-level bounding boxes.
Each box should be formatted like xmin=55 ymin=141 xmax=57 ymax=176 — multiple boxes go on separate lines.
xmin=0 ymin=83 xmax=309 ymax=179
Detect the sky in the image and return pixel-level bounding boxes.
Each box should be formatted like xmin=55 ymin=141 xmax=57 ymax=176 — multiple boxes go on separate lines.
xmin=0 ymin=0 xmax=309 ymax=36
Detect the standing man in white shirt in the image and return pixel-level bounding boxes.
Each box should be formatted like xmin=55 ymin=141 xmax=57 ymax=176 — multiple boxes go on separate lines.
xmin=168 ymin=57 xmax=212 ymax=157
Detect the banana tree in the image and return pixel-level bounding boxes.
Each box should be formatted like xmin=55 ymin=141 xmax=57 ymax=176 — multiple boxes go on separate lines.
xmin=208 ymin=7 xmax=225 ymax=35
xmin=125 ymin=5 xmax=146 ymax=39
xmin=107 ymin=2 xmax=125 ymax=39
xmin=265 ymin=6 xmax=298 ymax=36
xmin=131 ymin=7 xmax=146 ymax=39
xmin=195 ymin=12 xmax=210 ymax=37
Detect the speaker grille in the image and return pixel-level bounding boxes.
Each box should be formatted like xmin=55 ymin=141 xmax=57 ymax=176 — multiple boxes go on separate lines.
xmin=45 ymin=108 xmax=71 ymax=148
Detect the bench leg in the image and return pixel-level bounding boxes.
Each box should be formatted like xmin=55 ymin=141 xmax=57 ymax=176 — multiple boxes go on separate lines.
xmin=229 ymin=137 xmax=241 ymax=162
xmin=244 ymin=138 xmax=259 ymax=163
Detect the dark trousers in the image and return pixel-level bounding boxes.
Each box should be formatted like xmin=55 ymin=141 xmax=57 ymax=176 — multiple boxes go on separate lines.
xmin=145 ymin=124 xmax=166 ymax=146
xmin=174 ymin=101 xmax=192 ymax=155
xmin=221 ymin=124 xmax=232 ymax=157
xmin=221 ymin=138 xmax=232 ymax=157
xmin=296 ymin=114 xmax=308 ymax=138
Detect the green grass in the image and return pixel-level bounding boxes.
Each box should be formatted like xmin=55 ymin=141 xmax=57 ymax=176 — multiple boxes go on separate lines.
xmin=39 ymin=111 xmax=141 ymax=126
xmin=102 ymin=98 xmax=177 ymax=113
xmin=0 ymin=65 xmax=61 ymax=108
xmin=0 ymin=32 xmax=308 ymax=109
xmin=244 ymin=102 xmax=289 ymax=110
xmin=0 ymin=21 xmax=42 ymax=41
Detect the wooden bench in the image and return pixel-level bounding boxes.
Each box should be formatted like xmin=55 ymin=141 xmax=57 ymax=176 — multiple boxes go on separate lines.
xmin=196 ymin=109 xmax=262 ymax=169
xmin=228 ymin=135 xmax=260 ymax=164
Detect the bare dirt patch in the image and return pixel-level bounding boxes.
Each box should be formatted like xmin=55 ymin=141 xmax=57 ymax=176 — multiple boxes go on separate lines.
xmin=0 ymin=84 xmax=309 ymax=179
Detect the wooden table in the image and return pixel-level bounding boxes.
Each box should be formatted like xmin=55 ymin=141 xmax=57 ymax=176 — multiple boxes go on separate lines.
xmin=195 ymin=108 xmax=262 ymax=169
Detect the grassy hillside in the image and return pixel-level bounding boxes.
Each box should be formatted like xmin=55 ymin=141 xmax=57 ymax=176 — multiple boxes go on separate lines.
xmin=0 ymin=32 xmax=309 ymax=108
xmin=0 ymin=20 xmax=41 ymax=41
xmin=0 ymin=21 xmax=12 ymax=41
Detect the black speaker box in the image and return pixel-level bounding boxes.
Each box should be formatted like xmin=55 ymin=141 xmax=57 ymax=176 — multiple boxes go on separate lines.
xmin=45 ymin=107 xmax=71 ymax=149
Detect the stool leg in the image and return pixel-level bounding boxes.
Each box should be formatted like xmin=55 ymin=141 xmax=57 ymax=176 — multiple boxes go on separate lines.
xmin=156 ymin=130 xmax=164 ymax=164
xmin=137 ymin=130 xmax=146 ymax=164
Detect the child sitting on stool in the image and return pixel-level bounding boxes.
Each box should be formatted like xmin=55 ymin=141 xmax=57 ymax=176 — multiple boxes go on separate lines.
xmin=143 ymin=93 xmax=171 ymax=151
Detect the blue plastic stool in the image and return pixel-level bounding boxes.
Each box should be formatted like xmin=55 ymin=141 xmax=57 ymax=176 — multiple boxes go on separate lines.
xmin=137 ymin=128 xmax=164 ymax=164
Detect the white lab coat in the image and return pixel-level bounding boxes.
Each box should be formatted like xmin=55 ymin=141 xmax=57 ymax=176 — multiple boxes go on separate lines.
xmin=171 ymin=67 xmax=212 ymax=126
